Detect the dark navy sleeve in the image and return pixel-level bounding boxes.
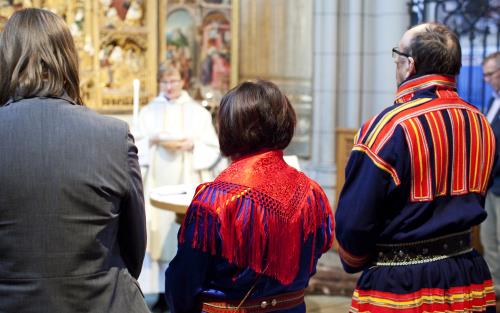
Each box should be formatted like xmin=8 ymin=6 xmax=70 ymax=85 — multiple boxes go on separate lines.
xmin=335 ymin=128 xmax=405 ymax=273
xmin=164 ymin=204 xmax=216 ymax=313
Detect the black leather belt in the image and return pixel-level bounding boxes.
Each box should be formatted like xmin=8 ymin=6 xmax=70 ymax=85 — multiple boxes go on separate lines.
xmin=375 ymin=230 xmax=472 ymax=266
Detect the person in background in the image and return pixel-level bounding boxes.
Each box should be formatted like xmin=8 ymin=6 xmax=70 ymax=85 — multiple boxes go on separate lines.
xmin=164 ymin=80 xmax=334 ymax=313
xmin=336 ymin=23 xmax=497 ymax=312
xmin=137 ymin=62 xmax=220 ymax=312
xmin=0 ymin=8 xmax=148 ymax=313
xmin=482 ymin=51 xmax=500 ymax=313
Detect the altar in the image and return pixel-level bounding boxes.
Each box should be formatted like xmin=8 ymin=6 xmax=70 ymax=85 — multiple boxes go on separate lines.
xmin=149 ymin=184 xmax=197 ymax=224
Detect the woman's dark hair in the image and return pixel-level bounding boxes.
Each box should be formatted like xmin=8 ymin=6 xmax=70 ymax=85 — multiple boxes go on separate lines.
xmin=406 ymin=23 xmax=462 ymax=76
xmin=0 ymin=8 xmax=83 ymax=106
xmin=217 ymin=80 xmax=296 ymax=157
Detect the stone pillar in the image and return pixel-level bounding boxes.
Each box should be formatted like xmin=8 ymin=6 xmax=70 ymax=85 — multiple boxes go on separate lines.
xmin=238 ymin=0 xmax=314 ymax=159
xmin=335 ymin=0 xmax=409 ymax=126
xmin=362 ymin=0 xmax=410 ymax=119
xmin=304 ymin=0 xmax=339 ymax=200
xmin=306 ymin=0 xmax=409 ymax=201
xmin=237 ymin=0 xmax=409 ymax=201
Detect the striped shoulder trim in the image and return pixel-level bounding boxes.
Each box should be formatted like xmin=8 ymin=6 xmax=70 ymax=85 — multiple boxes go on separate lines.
xmin=362 ymin=98 xmax=432 ymax=148
xmin=364 ymin=99 xmax=480 ymax=154
xmin=355 ymin=116 xmax=378 ymax=144
xmin=352 ymin=144 xmax=401 ymax=186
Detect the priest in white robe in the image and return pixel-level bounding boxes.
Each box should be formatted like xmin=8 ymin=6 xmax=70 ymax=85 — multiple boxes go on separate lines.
xmin=136 ymin=62 xmax=221 ymax=308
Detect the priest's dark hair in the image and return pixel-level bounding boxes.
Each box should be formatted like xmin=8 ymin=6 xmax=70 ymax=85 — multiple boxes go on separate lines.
xmin=0 ymin=8 xmax=83 ymax=106
xmin=217 ymin=79 xmax=296 ymax=157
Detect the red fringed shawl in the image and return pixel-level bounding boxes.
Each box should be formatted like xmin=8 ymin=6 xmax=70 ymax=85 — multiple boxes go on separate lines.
xmin=179 ymin=150 xmax=334 ymax=285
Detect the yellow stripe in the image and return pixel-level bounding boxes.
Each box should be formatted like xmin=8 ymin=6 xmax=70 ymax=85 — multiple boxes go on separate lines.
xmin=354 ymin=129 xmax=360 ymax=143
xmin=470 ymin=112 xmax=480 ymax=190
xmin=450 ymin=109 xmax=465 ymax=192
xmin=366 ymin=98 xmax=431 ymax=148
xmin=428 ymin=112 xmax=445 ymax=194
xmin=482 ymin=116 xmax=494 ymax=192
xmin=408 ymin=119 xmax=424 ymax=183
xmin=352 ymin=145 xmax=400 ymax=185
xmin=353 ymin=288 xmax=495 ymax=308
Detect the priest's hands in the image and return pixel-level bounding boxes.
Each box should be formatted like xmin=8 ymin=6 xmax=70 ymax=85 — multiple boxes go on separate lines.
xmin=149 ymin=132 xmax=194 ymax=151
xmin=150 ymin=138 xmax=194 ymax=151
xmin=162 ymin=139 xmax=194 ymax=151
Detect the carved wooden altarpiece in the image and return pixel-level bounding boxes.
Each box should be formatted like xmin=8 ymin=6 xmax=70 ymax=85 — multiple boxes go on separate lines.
xmin=0 ymin=0 xmax=158 ymax=113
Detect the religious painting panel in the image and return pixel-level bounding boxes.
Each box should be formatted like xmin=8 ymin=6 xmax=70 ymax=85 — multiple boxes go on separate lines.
xmin=199 ymin=11 xmax=231 ymax=100
xmin=162 ymin=0 xmax=233 ymax=114
xmin=165 ymin=8 xmax=197 ymax=90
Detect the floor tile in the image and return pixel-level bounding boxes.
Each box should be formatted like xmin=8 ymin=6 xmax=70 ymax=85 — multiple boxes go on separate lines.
xmin=305 ymin=295 xmax=352 ymax=313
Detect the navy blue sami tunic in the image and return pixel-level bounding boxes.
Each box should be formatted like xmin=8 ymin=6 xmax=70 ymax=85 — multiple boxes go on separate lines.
xmin=336 ymin=74 xmax=497 ymax=312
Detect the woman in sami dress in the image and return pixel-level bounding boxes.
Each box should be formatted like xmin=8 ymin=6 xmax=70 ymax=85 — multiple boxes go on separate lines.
xmin=164 ymin=80 xmax=334 ymax=313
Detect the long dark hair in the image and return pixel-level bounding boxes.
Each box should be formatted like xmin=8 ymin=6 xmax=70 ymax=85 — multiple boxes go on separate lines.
xmin=0 ymin=8 xmax=83 ymax=106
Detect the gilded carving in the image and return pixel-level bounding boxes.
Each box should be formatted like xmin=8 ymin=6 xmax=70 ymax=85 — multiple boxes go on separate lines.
xmin=99 ymin=35 xmax=145 ymax=89
xmin=100 ymin=0 xmax=145 ymax=29
xmin=0 ymin=0 xmax=157 ymax=112
xmin=97 ymin=0 xmax=156 ymax=112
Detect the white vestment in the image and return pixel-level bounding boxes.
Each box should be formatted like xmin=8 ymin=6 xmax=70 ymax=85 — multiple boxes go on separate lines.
xmin=136 ymin=91 xmax=220 ymax=293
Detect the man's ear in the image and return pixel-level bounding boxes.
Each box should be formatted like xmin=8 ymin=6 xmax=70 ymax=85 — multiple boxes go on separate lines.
xmin=408 ymin=57 xmax=417 ymax=75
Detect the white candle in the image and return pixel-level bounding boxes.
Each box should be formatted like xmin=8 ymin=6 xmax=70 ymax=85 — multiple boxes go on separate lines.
xmin=132 ymin=79 xmax=140 ymax=129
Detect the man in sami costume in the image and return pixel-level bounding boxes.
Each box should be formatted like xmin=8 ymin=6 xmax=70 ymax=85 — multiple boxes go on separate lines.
xmin=164 ymin=80 xmax=334 ymax=312
xmin=336 ymin=23 xmax=498 ymax=312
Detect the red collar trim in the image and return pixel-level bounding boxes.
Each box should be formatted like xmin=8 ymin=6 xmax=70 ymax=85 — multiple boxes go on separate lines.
xmin=395 ymin=74 xmax=456 ymax=103
xmin=216 ymin=149 xmax=304 ymax=210
xmin=230 ymin=149 xmax=282 ymax=163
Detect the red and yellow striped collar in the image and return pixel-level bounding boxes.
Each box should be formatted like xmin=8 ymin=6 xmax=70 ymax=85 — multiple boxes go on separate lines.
xmin=395 ymin=74 xmax=456 ymax=103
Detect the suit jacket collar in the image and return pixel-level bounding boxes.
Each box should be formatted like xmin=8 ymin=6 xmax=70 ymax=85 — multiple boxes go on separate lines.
xmin=5 ymin=92 xmax=78 ymax=106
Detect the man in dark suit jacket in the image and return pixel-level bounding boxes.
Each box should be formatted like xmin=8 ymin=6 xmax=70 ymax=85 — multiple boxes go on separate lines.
xmin=481 ymin=51 xmax=500 ymax=312
xmin=0 ymin=9 xmax=149 ymax=313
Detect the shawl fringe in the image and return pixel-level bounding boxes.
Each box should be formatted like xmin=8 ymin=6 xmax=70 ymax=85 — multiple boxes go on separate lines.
xmin=179 ymin=180 xmax=333 ymax=285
